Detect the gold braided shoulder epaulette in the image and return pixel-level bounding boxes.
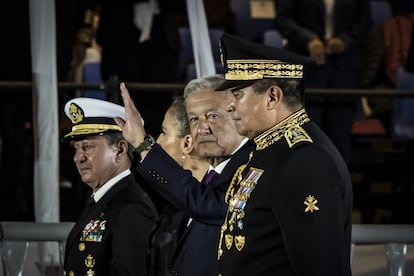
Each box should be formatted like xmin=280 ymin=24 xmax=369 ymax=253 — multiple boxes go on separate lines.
xmin=254 ymin=109 xmax=312 ymax=150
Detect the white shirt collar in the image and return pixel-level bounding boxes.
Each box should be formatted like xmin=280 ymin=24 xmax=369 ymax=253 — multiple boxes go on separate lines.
xmin=92 ymin=169 xmax=131 ymax=202
xmin=232 ymin=137 xmax=249 ymax=154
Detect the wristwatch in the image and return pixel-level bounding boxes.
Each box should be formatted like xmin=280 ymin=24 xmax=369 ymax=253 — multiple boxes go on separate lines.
xmin=133 ymin=134 xmax=156 ymax=155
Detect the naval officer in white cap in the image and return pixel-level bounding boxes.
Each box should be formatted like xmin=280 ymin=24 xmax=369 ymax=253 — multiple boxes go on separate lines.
xmin=62 ymin=97 xmax=158 ymax=276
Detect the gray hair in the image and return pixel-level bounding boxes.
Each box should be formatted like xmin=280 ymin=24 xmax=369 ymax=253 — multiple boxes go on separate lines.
xmin=183 ymin=74 xmax=225 ymax=98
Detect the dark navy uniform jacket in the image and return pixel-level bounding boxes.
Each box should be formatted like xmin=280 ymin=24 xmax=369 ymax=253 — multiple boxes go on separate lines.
xmin=217 ymin=109 xmax=353 ymax=276
xmin=137 ymin=141 xmax=254 ymax=276
xmin=64 ymin=174 xmax=158 ymax=276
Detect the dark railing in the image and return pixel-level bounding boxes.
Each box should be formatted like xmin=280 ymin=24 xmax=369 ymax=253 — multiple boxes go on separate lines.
xmin=1 ymin=80 xmax=414 ymax=96
xmin=351 ymin=224 xmax=414 ymax=276
xmin=0 ymin=222 xmax=74 ymax=276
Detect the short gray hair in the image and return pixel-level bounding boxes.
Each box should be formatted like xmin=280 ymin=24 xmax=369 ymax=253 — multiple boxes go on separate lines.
xmin=183 ymin=74 xmax=225 ymax=98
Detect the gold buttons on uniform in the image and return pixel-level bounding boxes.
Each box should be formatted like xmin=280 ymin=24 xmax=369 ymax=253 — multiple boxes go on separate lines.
xmin=79 ymin=242 xmax=86 ymax=251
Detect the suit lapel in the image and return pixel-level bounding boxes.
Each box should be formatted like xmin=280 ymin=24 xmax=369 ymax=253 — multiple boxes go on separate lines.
xmin=171 ymin=141 xmax=254 ymax=263
xmin=172 ymin=215 xmax=193 ymax=261
xmin=178 ymin=217 xmax=193 ymax=243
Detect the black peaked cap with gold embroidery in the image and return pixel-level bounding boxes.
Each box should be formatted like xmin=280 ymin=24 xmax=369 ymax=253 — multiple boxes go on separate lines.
xmin=216 ymin=33 xmax=313 ymax=91
xmin=62 ymin=97 xmax=125 ymax=142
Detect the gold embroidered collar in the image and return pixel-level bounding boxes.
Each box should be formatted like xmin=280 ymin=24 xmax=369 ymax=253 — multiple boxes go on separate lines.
xmin=254 ymin=108 xmax=312 ymax=150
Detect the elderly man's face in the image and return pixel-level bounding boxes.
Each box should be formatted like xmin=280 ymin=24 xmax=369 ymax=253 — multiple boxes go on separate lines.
xmin=186 ymin=89 xmax=244 ymax=159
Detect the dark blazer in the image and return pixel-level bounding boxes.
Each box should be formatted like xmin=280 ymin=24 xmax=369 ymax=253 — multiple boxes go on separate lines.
xmin=275 ymin=0 xmax=371 ymax=70
xmin=217 ymin=109 xmax=353 ymax=275
xmin=137 ymin=140 xmax=254 ymax=276
xmin=64 ymin=174 xmax=158 ymax=276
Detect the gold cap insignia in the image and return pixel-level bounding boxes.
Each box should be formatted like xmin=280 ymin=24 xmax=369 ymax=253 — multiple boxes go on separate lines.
xmin=62 ymin=98 xmax=127 ymax=142
xmin=69 ymin=103 xmax=84 ymax=124
xmin=304 ymin=195 xmax=319 ymax=213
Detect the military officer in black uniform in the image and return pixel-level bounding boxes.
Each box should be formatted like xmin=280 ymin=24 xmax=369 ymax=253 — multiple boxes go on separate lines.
xmin=215 ymin=33 xmax=353 ymax=275
xmin=62 ymin=97 xmax=158 ymax=275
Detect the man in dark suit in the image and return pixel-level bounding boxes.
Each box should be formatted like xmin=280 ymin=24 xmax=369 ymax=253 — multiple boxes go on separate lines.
xmin=115 ymin=75 xmax=254 ymax=276
xmin=214 ymin=33 xmax=353 ymax=275
xmin=275 ymin=0 xmax=371 ymax=164
xmin=62 ymin=97 xmax=158 ymax=275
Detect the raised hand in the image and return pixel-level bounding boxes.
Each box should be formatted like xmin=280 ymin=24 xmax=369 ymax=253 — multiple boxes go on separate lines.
xmin=114 ymin=82 xmax=146 ymax=148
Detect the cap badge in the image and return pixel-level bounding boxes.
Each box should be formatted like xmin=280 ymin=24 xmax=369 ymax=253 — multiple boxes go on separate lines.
xmin=304 ymin=195 xmax=319 ymax=213
xmin=69 ymin=103 xmax=84 ymax=124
